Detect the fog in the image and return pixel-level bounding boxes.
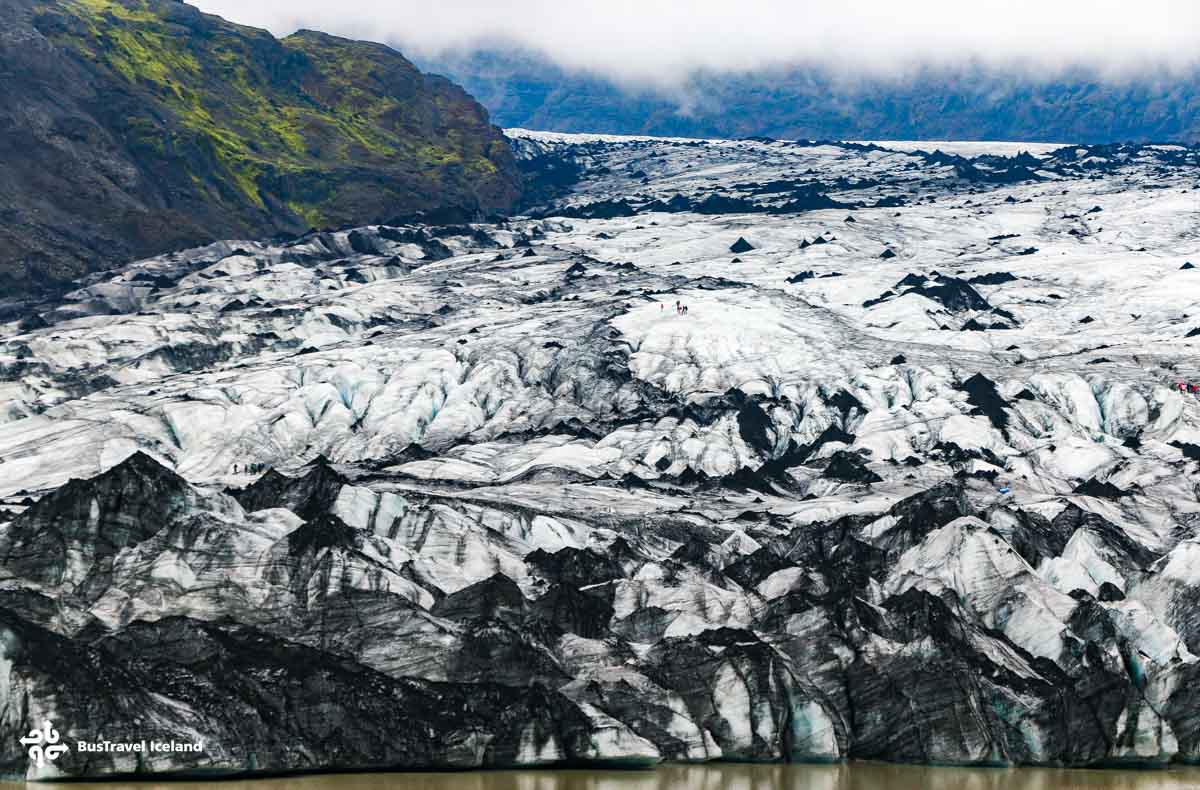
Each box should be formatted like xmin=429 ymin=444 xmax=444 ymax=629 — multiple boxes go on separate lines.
xmin=190 ymin=0 xmax=1200 ymax=84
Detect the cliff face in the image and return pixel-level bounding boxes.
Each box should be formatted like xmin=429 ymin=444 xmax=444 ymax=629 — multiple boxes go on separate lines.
xmin=0 ymin=0 xmax=520 ymax=297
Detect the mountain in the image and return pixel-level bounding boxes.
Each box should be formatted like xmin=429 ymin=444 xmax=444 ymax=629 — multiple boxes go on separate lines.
xmin=417 ymin=48 xmax=1200 ymax=144
xmin=0 ymin=0 xmax=521 ymax=299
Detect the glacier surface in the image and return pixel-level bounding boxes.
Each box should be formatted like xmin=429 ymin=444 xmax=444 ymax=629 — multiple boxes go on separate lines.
xmin=1 ymin=132 xmax=1200 ymax=778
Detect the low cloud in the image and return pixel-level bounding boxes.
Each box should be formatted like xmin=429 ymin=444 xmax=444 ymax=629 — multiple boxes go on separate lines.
xmin=190 ymin=0 xmax=1200 ymax=84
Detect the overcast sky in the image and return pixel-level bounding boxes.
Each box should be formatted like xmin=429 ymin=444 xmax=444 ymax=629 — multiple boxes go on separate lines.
xmin=190 ymin=0 xmax=1200 ymax=84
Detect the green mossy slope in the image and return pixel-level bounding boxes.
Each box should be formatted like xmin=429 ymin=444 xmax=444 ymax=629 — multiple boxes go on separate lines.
xmin=0 ymin=0 xmax=520 ymax=297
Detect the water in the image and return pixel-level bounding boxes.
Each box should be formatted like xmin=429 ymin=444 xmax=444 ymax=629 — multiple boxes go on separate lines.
xmin=8 ymin=763 xmax=1200 ymax=790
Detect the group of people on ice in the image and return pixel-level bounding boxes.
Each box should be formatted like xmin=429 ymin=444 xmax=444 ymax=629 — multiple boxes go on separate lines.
xmin=1177 ymin=382 xmax=1200 ymax=395
xmin=662 ymin=300 xmax=689 ymax=315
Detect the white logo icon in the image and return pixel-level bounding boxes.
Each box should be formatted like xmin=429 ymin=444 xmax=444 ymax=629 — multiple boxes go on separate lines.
xmin=20 ymin=720 xmax=68 ymax=766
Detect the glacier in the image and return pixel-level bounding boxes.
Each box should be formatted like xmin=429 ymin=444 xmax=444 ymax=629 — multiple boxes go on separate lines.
xmin=1 ymin=132 xmax=1200 ymax=778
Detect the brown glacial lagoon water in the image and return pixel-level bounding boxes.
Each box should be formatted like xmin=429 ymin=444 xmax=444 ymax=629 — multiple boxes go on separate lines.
xmin=7 ymin=763 xmax=1200 ymax=790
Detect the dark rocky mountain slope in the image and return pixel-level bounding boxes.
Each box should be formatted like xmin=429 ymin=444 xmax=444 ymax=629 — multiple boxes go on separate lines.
xmin=0 ymin=0 xmax=520 ymax=299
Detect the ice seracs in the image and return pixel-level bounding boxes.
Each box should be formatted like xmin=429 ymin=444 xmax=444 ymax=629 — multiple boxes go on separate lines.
xmin=1 ymin=133 xmax=1200 ymax=777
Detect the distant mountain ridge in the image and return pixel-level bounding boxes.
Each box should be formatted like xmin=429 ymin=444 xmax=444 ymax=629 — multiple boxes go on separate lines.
xmin=418 ymin=48 xmax=1200 ymax=144
xmin=0 ymin=0 xmax=521 ymax=298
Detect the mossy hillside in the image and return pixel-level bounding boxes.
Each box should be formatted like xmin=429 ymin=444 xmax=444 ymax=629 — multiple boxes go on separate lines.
xmin=20 ymin=0 xmax=519 ymax=253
